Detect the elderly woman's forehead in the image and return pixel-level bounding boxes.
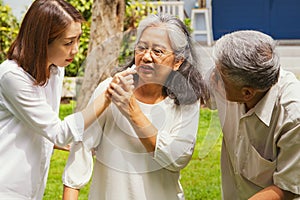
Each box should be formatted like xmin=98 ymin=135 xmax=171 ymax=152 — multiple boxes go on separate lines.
xmin=139 ymin=27 xmax=171 ymax=42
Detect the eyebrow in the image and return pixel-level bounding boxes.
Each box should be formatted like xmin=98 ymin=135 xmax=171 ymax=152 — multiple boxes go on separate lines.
xmin=64 ymin=32 xmax=82 ymax=40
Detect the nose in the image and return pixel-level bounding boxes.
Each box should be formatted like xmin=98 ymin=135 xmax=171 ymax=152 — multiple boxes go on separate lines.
xmin=71 ymin=41 xmax=79 ymax=55
xmin=141 ymin=49 xmax=153 ymax=63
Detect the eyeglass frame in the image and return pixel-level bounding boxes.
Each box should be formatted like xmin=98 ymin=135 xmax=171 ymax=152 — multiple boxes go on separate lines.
xmin=134 ymin=42 xmax=174 ymax=59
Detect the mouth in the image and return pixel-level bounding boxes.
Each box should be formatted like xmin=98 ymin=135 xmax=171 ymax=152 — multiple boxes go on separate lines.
xmin=66 ymin=58 xmax=73 ymax=62
xmin=139 ymin=65 xmax=154 ymax=71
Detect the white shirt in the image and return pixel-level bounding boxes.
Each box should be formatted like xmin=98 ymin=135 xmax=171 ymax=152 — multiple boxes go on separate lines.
xmin=0 ymin=60 xmax=84 ymax=199
xmin=63 ymin=78 xmax=200 ymax=200
xmin=210 ymin=69 xmax=300 ymax=199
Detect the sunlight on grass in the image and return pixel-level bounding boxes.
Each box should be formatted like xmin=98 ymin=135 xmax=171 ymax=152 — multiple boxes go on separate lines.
xmin=181 ymin=108 xmax=222 ymax=200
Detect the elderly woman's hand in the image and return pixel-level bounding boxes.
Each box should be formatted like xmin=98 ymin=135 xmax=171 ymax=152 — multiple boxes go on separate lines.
xmin=107 ymin=68 xmax=138 ymax=118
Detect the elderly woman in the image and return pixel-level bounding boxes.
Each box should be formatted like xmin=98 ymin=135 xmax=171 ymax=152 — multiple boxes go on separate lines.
xmin=63 ymin=13 xmax=208 ymax=200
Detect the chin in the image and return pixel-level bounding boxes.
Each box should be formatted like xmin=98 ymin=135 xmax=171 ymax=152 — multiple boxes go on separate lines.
xmin=59 ymin=62 xmax=69 ymax=67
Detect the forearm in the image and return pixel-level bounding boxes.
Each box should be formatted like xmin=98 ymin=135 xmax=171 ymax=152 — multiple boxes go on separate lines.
xmin=63 ymin=185 xmax=79 ymax=200
xmin=54 ymin=144 xmax=71 ymax=151
xmin=130 ymin=110 xmax=157 ymax=152
xmin=81 ymin=92 xmax=110 ymax=130
xmin=249 ymin=185 xmax=294 ymax=200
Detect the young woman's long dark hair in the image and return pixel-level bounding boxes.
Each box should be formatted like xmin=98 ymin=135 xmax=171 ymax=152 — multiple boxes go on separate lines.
xmin=7 ymin=0 xmax=85 ymax=86
xmin=114 ymin=14 xmax=209 ymax=105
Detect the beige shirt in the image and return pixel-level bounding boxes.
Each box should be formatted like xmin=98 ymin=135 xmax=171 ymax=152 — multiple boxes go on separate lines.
xmin=210 ymin=69 xmax=300 ymax=199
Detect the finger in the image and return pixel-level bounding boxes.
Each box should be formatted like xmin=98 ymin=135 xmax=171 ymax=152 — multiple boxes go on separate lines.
xmin=109 ymin=82 xmax=126 ymax=97
xmin=120 ymin=68 xmax=137 ymax=77
xmin=118 ymin=76 xmax=134 ymax=92
xmin=123 ymin=74 xmax=134 ymax=81
xmin=111 ymin=75 xmax=120 ymax=84
xmin=108 ymin=88 xmax=123 ymax=105
xmin=105 ymin=87 xmax=113 ymax=98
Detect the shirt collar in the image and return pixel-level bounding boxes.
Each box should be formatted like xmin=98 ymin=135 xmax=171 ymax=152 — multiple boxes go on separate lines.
xmin=252 ymin=84 xmax=278 ymax=126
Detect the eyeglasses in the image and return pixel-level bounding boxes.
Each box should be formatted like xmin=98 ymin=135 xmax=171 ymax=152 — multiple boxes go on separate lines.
xmin=134 ymin=43 xmax=173 ymax=59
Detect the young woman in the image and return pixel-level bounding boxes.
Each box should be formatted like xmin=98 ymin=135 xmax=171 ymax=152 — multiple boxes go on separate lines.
xmin=0 ymin=0 xmax=133 ymax=199
xmin=63 ymin=13 xmax=208 ymax=200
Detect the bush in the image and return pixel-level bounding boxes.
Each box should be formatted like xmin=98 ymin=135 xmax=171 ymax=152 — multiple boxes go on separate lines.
xmin=0 ymin=0 xmax=193 ymax=76
xmin=0 ymin=0 xmax=19 ymax=63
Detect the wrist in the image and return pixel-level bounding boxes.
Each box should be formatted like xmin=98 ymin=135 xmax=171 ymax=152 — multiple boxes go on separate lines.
xmin=130 ymin=111 xmax=152 ymax=131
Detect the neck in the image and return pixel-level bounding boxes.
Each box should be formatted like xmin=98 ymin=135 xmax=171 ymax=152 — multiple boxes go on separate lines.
xmin=135 ymin=83 xmax=165 ymax=104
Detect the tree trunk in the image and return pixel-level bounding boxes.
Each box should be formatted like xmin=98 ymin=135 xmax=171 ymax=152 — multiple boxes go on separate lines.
xmin=75 ymin=0 xmax=125 ymax=111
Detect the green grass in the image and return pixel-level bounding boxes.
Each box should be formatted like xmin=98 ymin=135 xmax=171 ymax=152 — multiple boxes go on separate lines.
xmin=180 ymin=109 xmax=222 ymax=200
xmin=43 ymin=104 xmax=222 ymax=200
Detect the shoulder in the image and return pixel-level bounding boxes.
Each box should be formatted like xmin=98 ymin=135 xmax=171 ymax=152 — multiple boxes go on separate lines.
xmin=0 ymin=60 xmax=19 ymax=77
xmin=169 ymin=99 xmax=200 ymax=116
xmin=0 ymin=60 xmax=34 ymax=86
xmin=277 ymin=69 xmax=300 ymax=99
xmin=276 ymin=69 xmax=300 ymax=120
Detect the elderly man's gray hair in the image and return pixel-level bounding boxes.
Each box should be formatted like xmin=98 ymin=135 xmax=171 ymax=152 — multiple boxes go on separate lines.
xmin=213 ymin=30 xmax=280 ymax=90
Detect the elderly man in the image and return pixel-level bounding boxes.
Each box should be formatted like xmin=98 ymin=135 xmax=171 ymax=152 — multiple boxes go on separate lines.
xmin=207 ymin=30 xmax=300 ymax=199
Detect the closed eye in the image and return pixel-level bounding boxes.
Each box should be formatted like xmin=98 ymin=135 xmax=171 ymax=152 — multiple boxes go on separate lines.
xmin=64 ymin=40 xmax=74 ymax=46
xmin=152 ymin=48 xmax=164 ymax=55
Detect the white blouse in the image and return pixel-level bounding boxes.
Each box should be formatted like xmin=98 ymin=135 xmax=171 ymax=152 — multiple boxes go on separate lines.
xmin=0 ymin=60 xmax=84 ymax=199
xmin=63 ymin=78 xmax=200 ymax=200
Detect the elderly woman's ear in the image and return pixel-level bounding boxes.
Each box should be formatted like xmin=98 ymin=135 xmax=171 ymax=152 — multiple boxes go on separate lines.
xmin=173 ymin=57 xmax=184 ymax=71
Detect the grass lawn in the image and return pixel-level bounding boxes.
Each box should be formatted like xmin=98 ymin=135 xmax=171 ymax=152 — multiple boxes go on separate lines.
xmin=43 ymin=102 xmax=222 ymax=200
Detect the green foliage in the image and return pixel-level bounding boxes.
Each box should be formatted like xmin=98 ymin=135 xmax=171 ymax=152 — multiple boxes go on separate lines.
xmin=67 ymin=0 xmax=93 ymax=20
xmin=65 ymin=0 xmax=92 ymax=77
xmin=0 ymin=0 xmax=19 ymax=63
xmin=0 ymin=0 xmax=193 ymax=77
xmin=118 ymin=31 xmax=136 ymax=66
xmin=184 ymin=17 xmax=193 ymax=34
xmin=124 ymin=1 xmax=157 ymax=31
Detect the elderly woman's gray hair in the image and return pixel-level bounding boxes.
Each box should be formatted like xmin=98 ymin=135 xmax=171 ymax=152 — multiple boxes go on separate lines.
xmin=213 ymin=30 xmax=280 ymax=90
xmin=136 ymin=13 xmax=194 ymax=65
xmin=116 ymin=13 xmax=209 ymax=105
xmin=135 ymin=13 xmax=208 ymax=105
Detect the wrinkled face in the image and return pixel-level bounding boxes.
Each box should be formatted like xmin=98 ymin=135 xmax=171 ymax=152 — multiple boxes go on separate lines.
xmin=134 ymin=26 xmax=183 ymax=85
xmin=47 ymin=21 xmax=82 ymax=68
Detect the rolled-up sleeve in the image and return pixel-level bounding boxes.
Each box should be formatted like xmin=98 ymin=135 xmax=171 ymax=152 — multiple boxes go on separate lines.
xmin=153 ymin=102 xmax=200 ymax=171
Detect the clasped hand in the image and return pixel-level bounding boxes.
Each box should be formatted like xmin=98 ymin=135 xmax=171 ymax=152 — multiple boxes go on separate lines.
xmin=106 ymin=68 xmax=137 ymax=118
